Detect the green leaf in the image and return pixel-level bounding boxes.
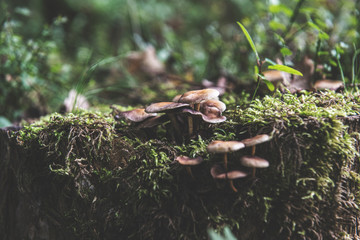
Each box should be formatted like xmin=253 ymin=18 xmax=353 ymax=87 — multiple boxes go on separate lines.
xmin=268 ymin=64 xmax=303 ymax=76
xmin=263 ymin=79 xmax=275 ymax=91
xmin=319 ymin=31 xmax=329 ymax=40
xmin=269 ymin=20 xmax=286 ymax=31
xmin=280 ymin=47 xmax=292 ymax=56
xmin=269 ymin=4 xmax=293 ymax=17
xmin=237 ymin=22 xmax=260 ymax=62
xmin=308 ymin=22 xmax=321 ymax=31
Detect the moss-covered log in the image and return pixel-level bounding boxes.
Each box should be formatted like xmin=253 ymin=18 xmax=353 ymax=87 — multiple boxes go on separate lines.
xmin=1 ymin=91 xmax=360 ymax=239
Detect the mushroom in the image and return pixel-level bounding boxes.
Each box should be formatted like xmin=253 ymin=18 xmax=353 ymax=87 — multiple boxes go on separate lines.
xmin=313 ymin=79 xmax=343 ymax=91
xmin=207 ymin=140 xmax=245 ymax=170
xmin=180 ymin=107 xmax=226 ymax=134
xmin=172 ymin=94 xmax=182 ymax=102
xmin=178 ymin=89 xmax=220 ymax=136
xmin=241 ymin=134 xmax=271 ymax=156
xmin=175 ymin=155 xmax=204 ymax=178
xmin=210 ymin=164 xmax=248 ymax=192
xmin=240 ymin=155 xmax=269 ymax=178
xmin=178 ymin=89 xmax=220 ymax=110
xmin=200 ymin=99 xmax=226 ymax=113
xmin=145 ymin=102 xmax=189 ymax=140
xmin=116 ymin=108 xmax=157 ymax=123
xmin=200 ymin=99 xmax=227 ymax=124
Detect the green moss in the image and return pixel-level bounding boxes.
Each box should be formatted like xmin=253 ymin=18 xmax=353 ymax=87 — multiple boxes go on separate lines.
xmin=233 ymin=90 xmax=360 ymax=126
xmin=7 ymin=90 xmax=360 ymax=239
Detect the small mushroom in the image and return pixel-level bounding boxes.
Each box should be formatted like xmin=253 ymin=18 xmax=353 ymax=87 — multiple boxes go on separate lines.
xmin=241 ymin=134 xmax=271 ymax=156
xmin=263 ymin=69 xmax=291 ymax=89
xmin=240 ymin=155 xmax=269 ymax=178
xmin=207 ymin=140 xmax=245 ymax=170
xmin=200 ymin=99 xmax=226 ymax=113
xmin=200 ymin=99 xmax=227 ymax=124
xmin=180 ymin=107 xmax=226 ymax=134
xmin=145 ymin=102 xmax=189 ymax=140
xmin=178 ymin=89 xmax=220 ymax=136
xmin=175 ymin=155 xmax=204 ymax=178
xmin=178 ymin=89 xmax=220 ymax=110
xmin=116 ymin=108 xmax=157 ymax=122
xmin=210 ymin=164 xmax=248 ymax=192
xmin=313 ymin=79 xmax=343 ymax=91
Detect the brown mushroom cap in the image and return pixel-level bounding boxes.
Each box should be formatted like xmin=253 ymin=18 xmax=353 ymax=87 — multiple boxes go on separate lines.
xmin=263 ymin=70 xmax=283 ymax=82
xmin=200 ymin=99 xmax=226 ymax=113
xmin=241 ymin=134 xmax=271 ymax=147
xmin=202 ymin=114 xmax=227 ymax=124
xmin=118 ymin=108 xmax=157 ymax=122
xmin=240 ymin=155 xmax=269 ymax=168
xmin=172 ymin=94 xmax=182 ymax=102
xmin=207 ymin=140 xmax=245 ymax=153
xmin=313 ymin=79 xmax=343 ymax=90
xmin=145 ymin=102 xmax=189 ymax=113
xmin=210 ymin=165 xmax=248 ymax=179
xmin=178 ymin=89 xmax=220 ymax=104
xmin=175 ymin=156 xmax=204 ymax=166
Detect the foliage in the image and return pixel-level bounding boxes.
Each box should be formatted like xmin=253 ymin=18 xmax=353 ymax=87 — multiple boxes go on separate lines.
xmin=1 ymin=0 xmax=359 ymax=125
xmin=0 ymin=13 xmax=65 ymax=123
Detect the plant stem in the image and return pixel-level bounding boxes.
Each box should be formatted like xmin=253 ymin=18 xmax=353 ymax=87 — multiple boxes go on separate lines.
xmin=312 ymin=39 xmax=321 ymax=87
xmin=337 ymin=55 xmax=346 ymax=91
xmin=252 ymin=60 xmax=263 ymax=101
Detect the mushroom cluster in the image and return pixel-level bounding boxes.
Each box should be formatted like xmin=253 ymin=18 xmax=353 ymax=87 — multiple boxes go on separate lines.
xmin=114 ymin=88 xmax=227 ymax=143
xmin=207 ymin=134 xmax=271 ymax=192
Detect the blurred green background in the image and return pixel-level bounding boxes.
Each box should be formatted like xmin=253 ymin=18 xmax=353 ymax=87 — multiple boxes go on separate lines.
xmin=1 ymin=0 xmax=359 ymax=126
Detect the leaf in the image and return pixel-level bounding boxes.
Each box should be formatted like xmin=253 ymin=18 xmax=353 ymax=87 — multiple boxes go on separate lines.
xmin=280 ymin=47 xmax=292 ymax=56
xmin=263 ymin=79 xmax=275 ymax=91
xmin=268 ymin=64 xmax=303 ymax=76
xmin=269 ymin=20 xmax=286 ymax=31
xmin=237 ymin=22 xmax=260 ymax=62
xmin=269 ymin=4 xmax=293 ymax=17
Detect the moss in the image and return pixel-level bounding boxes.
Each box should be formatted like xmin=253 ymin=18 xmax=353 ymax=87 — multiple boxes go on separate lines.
xmin=4 ymin=90 xmax=360 ymax=239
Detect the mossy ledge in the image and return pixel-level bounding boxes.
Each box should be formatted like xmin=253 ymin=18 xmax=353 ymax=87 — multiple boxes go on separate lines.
xmin=1 ymin=91 xmax=360 ymax=240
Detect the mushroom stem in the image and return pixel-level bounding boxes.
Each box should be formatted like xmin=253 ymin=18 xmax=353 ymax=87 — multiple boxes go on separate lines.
xmin=194 ymin=103 xmax=201 ymax=111
xmin=186 ymin=166 xmax=194 ymax=179
xmin=251 ymin=146 xmax=256 ymax=156
xmin=187 ymin=116 xmax=193 ymax=136
xmin=224 ymin=153 xmax=228 ymax=170
xmin=251 ymin=168 xmax=256 ymax=178
xmin=229 ymin=180 xmax=238 ymax=192
xmin=168 ymin=113 xmax=182 ymax=139
xmin=251 ymin=147 xmax=256 ymax=177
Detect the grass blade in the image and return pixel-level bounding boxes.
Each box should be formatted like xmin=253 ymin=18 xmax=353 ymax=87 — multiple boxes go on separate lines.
xmin=237 ymin=22 xmax=260 ymax=62
xmin=352 ymin=48 xmax=360 ymax=85
xmin=268 ymin=64 xmax=303 ymax=76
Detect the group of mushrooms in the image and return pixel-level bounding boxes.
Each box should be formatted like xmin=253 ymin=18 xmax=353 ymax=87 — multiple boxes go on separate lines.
xmin=115 ymin=88 xmax=271 ymax=192
xmin=116 ymin=88 xmax=226 ymax=141
xmin=176 ymin=134 xmax=271 ymax=192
